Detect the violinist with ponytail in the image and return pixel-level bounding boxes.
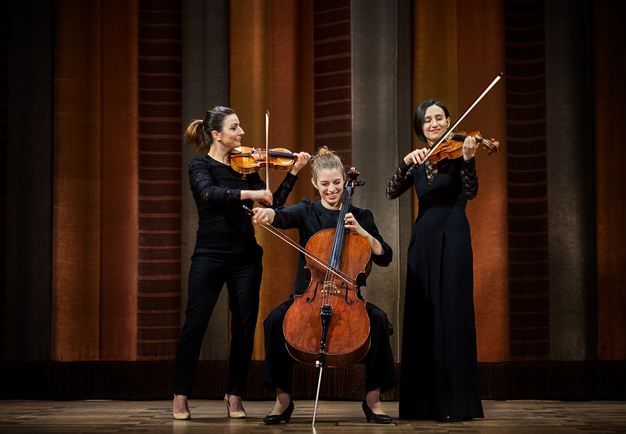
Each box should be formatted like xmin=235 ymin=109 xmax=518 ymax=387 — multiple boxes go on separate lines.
xmin=172 ymin=106 xmax=310 ymax=420
xmin=251 ymin=147 xmax=398 ymax=425
xmin=386 ymin=99 xmax=484 ymax=422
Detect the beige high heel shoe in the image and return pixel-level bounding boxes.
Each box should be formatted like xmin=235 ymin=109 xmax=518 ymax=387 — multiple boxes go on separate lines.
xmin=173 ymin=395 xmax=191 ymax=420
xmin=224 ymin=395 xmax=247 ymax=418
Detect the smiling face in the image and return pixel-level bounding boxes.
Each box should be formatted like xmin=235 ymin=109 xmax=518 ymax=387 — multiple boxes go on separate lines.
xmin=312 ymin=168 xmax=345 ymax=210
xmin=213 ymin=113 xmax=244 ymax=150
xmin=422 ymin=104 xmax=450 ymax=146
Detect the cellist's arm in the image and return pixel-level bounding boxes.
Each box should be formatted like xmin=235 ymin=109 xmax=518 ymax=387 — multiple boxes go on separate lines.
xmin=251 ymin=207 xmax=275 ymax=225
xmin=344 ymin=212 xmax=383 ymax=256
xmin=252 ymin=199 xmax=310 ymax=229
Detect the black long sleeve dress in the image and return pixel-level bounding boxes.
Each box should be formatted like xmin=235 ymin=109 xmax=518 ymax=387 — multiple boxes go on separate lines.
xmin=387 ymin=157 xmax=484 ymax=420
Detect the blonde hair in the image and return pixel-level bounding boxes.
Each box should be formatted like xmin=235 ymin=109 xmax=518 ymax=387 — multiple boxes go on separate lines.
xmin=184 ymin=106 xmax=236 ymax=154
xmin=311 ymin=146 xmax=345 ymax=183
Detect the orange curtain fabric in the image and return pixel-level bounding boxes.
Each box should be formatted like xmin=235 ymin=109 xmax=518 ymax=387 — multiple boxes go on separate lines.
xmin=229 ymin=0 xmax=272 ymax=361
xmin=594 ymin=0 xmax=625 ymax=360
xmin=413 ymin=0 xmax=510 ymax=362
xmin=53 ymin=0 xmax=141 ymax=361
xmin=456 ymin=0 xmax=509 ymax=362
xmin=52 ymin=0 xmax=102 ymax=361
xmin=230 ymin=0 xmax=315 ymax=361
xmin=266 ymin=0 xmax=315 ymax=327
xmin=99 ymin=0 xmax=138 ymax=361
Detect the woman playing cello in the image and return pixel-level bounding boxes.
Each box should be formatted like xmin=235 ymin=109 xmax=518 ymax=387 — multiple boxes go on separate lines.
xmin=386 ymin=99 xmax=484 ymax=422
xmin=251 ymin=146 xmax=397 ymax=425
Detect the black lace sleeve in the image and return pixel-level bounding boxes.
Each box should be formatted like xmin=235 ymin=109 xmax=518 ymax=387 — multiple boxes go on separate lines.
xmin=189 ymin=157 xmax=241 ymax=202
xmin=271 ymin=173 xmax=298 ymax=208
xmin=248 ymin=172 xmax=299 ymax=209
xmin=386 ymin=161 xmax=417 ymax=199
xmin=461 ymin=157 xmax=478 ymax=200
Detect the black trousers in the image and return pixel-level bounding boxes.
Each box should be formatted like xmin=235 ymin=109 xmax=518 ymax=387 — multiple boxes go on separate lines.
xmin=173 ymin=246 xmax=263 ymax=396
xmin=262 ymin=298 xmax=398 ymax=395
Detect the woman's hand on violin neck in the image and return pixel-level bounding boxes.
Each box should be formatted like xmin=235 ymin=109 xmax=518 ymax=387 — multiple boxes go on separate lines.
xmin=242 ymin=189 xmax=273 ymax=207
xmin=462 ymin=135 xmax=478 ymax=160
xmin=404 ymin=148 xmax=429 ymax=166
xmin=251 ymin=207 xmax=275 ymax=225
xmin=289 ymin=152 xmax=311 ymax=176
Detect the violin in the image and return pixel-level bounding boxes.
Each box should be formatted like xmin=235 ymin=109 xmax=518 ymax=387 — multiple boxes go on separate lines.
xmin=422 ymin=73 xmax=504 ymax=168
xmin=427 ymin=131 xmax=500 ymax=168
xmin=229 ymin=146 xmax=299 ymax=175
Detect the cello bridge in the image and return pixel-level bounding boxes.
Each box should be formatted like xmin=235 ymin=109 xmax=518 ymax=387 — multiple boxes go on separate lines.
xmin=322 ymin=282 xmax=340 ymax=294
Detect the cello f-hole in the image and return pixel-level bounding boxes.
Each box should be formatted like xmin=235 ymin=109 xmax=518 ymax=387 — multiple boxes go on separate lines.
xmin=307 ymin=281 xmax=323 ymax=302
xmin=340 ymin=282 xmax=354 ymax=305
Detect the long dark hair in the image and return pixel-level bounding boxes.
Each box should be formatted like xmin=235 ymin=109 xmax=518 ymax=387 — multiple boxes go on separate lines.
xmin=184 ymin=106 xmax=236 ymax=154
xmin=413 ymin=99 xmax=450 ymax=142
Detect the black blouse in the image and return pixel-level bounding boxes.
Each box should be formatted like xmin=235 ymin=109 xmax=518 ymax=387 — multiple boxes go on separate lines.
xmin=272 ymin=199 xmax=393 ymax=295
xmin=188 ymin=155 xmax=298 ymax=251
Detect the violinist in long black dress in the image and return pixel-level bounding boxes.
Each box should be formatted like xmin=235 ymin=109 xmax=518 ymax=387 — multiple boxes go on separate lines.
xmin=386 ymin=99 xmax=484 ymax=422
xmin=251 ymin=147 xmax=398 ymax=424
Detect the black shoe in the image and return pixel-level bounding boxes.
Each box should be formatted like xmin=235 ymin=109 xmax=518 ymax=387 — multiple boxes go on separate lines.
xmin=362 ymin=401 xmax=392 ymax=424
xmin=263 ymin=400 xmax=294 ymax=425
xmin=438 ymin=416 xmax=462 ymax=422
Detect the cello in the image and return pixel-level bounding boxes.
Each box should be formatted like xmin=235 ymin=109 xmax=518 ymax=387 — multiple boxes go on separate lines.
xmin=244 ymin=167 xmax=372 ymax=426
xmin=282 ymin=167 xmax=371 ymax=369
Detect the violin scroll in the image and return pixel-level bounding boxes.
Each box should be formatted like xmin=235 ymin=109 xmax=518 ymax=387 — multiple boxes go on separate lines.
xmin=463 ymin=131 xmax=500 ymax=155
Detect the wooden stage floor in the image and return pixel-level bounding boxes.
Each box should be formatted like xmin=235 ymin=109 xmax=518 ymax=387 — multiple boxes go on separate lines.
xmin=0 ymin=399 xmax=624 ymax=433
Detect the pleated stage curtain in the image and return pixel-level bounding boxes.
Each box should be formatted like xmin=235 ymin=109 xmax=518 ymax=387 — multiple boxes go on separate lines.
xmin=413 ymin=0 xmax=510 ymax=362
xmin=52 ymin=0 xmax=183 ymax=362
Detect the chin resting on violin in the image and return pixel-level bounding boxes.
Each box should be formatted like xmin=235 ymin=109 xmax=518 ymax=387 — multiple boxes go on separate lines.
xmin=171 ymin=106 xmax=309 ymax=421
xmin=251 ymin=147 xmax=397 ymax=425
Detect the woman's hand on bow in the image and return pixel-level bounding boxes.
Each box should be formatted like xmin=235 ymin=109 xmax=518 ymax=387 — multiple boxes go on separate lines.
xmin=251 ymin=207 xmax=275 ymax=225
xmin=403 ymin=148 xmax=429 ymax=166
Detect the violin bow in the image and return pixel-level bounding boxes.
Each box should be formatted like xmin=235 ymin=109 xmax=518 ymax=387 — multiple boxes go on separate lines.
xmin=265 ymin=110 xmax=270 ymax=189
xmin=425 ymin=72 xmax=503 ymax=160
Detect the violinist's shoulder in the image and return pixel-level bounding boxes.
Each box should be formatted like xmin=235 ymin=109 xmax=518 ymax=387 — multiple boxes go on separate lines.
xmin=188 ymin=154 xmax=207 ymax=168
